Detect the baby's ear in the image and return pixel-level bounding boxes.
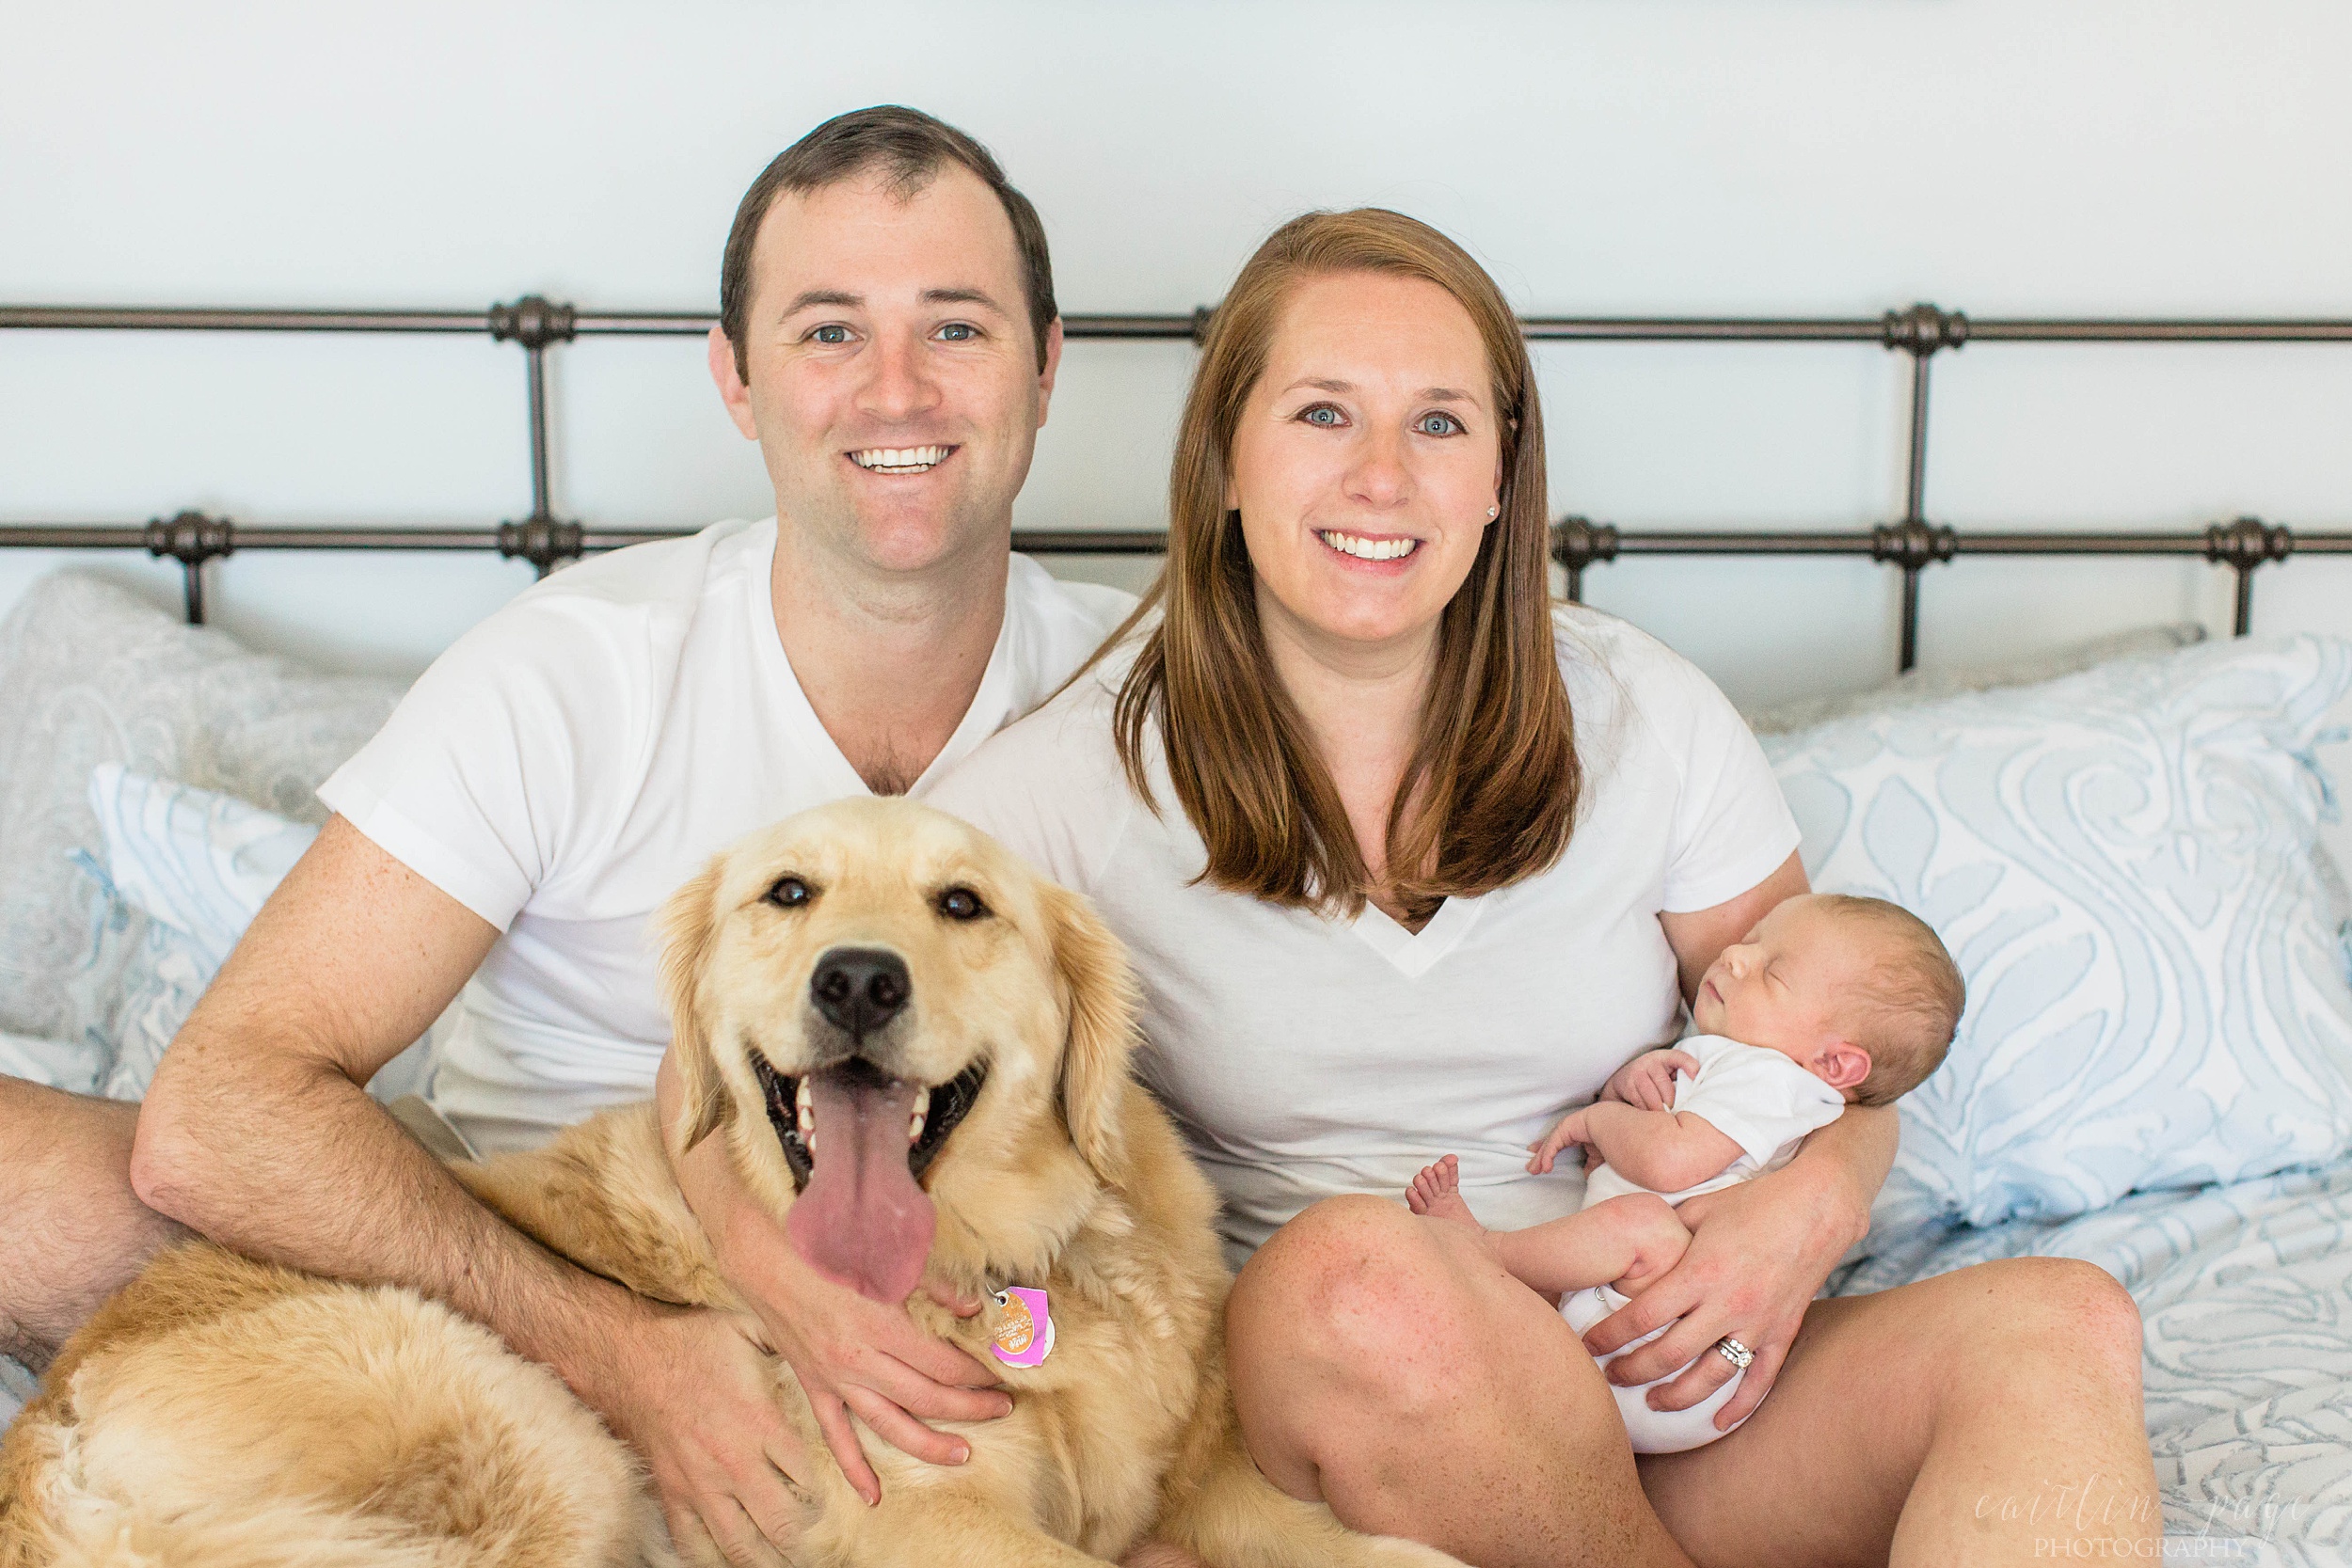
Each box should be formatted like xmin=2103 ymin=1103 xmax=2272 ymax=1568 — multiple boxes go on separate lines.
xmin=1819 ymin=1041 xmax=1872 ymax=1093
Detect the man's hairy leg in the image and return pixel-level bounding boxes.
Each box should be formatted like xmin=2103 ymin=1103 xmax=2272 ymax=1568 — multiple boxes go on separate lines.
xmin=0 ymin=1075 xmax=188 ymax=1370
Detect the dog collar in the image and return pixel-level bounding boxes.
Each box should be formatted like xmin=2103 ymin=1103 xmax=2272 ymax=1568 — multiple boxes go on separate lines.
xmin=988 ymin=1287 xmax=1055 ymax=1368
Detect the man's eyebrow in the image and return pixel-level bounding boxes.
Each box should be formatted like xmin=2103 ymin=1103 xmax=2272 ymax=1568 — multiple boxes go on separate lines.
xmin=922 ymin=287 xmax=1011 ymax=313
xmin=781 ymin=289 xmax=863 ymax=315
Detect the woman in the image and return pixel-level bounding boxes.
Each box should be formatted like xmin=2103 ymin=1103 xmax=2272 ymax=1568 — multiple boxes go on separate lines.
xmin=673 ymin=210 xmax=2159 ymax=1567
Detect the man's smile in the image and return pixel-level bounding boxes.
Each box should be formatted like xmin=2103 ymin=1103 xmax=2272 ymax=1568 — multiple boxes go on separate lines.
xmin=848 ymin=444 xmax=958 ymax=475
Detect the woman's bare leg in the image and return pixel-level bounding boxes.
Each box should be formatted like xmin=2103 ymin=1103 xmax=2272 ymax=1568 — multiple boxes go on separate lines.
xmin=1226 ymin=1195 xmax=1694 ymax=1568
xmin=0 ymin=1076 xmax=186 ymax=1369
xmin=1637 ymin=1256 xmax=2159 ymax=1567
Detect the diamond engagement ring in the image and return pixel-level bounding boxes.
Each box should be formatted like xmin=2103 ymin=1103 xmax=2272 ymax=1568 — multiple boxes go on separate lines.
xmin=1714 ymin=1336 xmax=1755 ymax=1370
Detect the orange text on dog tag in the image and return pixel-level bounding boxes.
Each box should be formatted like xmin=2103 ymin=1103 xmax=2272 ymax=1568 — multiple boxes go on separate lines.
xmin=990 ymin=1287 xmax=1054 ymax=1367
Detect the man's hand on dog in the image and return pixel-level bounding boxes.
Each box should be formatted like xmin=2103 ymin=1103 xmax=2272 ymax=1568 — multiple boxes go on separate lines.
xmin=656 ymin=1053 xmax=1014 ymax=1523
xmin=594 ymin=1301 xmax=820 ymax=1568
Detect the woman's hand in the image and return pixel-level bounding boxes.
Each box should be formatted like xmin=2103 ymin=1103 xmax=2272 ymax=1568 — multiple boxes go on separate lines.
xmin=658 ymin=1053 xmax=1014 ymax=1508
xmin=1576 ymin=1107 xmax=1887 ymax=1429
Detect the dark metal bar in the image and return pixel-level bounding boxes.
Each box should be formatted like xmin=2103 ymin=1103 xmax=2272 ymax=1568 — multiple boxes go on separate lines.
xmin=13 ymin=304 xmax=2352 ymax=343
xmin=1904 ymin=355 xmax=1933 ymax=529
xmin=571 ymin=312 xmax=715 ymax=336
xmin=1899 ymin=567 xmax=1922 ymax=671
xmin=1897 ymin=352 xmax=1931 ymax=669
xmin=15 ymin=520 xmax=2346 ymax=558
xmin=525 ymin=344 xmax=552 ymax=529
xmin=0 ymin=306 xmax=493 ymax=333
xmin=1966 ymin=319 xmax=2352 ymax=343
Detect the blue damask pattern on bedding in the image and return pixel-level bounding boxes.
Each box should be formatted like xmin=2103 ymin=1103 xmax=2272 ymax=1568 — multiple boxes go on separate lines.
xmin=1837 ymin=1161 xmax=2352 ymax=1563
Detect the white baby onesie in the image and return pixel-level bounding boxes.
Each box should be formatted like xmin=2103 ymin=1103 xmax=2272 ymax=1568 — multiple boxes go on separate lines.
xmin=1560 ymin=1034 xmax=1847 ymax=1453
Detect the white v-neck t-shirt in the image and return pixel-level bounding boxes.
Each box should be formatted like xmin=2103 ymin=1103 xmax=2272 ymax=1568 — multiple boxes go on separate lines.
xmin=930 ymin=605 xmax=1801 ymax=1263
xmin=318 ymin=517 xmax=1133 ymax=1151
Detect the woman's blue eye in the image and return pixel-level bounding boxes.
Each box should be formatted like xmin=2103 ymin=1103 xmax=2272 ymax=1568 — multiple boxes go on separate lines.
xmin=811 ymin=325 xmax=850 ymax=344
xmin=938 ymin=322 xmax=976 ymax=341
xmin=1301 ymin=404 xmax=1343 ymax=427
xmin=1417 ymin=412 xmax=1464 ymax=436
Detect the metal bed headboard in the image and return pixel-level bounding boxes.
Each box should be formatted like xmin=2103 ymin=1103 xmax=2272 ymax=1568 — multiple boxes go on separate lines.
xmin=4 ymin=299 xmax=2348 ymax=670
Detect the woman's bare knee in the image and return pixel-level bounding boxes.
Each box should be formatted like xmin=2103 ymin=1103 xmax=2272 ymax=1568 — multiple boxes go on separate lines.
xmin=1996 ymin=1258 xmax=2142 ymax=1370
xmin=1232 ymin=1197 xmax=1472 ymax=1408
xmin=1230 ymin=1197 xmax=1677 ymax=1564
xmin=1928 ymin=1257 xmax=2146 ymax=1408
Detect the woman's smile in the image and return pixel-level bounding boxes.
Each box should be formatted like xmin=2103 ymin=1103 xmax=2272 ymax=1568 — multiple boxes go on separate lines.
xmin=1313 ymin=527 xmax=1423 ymax=566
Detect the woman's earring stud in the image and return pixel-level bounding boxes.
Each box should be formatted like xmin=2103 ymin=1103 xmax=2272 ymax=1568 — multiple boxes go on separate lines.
xmin=1486 ymin=504 xmax=1500 ymax=520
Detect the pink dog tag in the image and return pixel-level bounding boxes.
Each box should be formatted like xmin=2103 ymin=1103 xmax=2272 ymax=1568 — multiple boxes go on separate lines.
xmin=989 ymin=1287 xmax=1056 ymax=1368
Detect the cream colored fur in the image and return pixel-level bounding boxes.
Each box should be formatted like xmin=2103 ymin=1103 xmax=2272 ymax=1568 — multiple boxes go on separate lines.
xmin=0 ymin=800 xmax=1458 ymax=1568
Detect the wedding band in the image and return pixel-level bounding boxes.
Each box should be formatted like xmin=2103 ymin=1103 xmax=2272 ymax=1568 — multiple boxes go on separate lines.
xmin=1714 ymin=1336 xmax=1755 ymax=1370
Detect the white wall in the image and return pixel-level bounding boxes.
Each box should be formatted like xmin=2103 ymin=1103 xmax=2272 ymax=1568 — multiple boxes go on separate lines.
xmin=6 ymin=0 xmax=2349 ymax=851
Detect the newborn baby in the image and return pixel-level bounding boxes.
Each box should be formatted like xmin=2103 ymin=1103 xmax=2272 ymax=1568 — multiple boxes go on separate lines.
xmin=1408 ymin=892 xmax=1963 ymax=1452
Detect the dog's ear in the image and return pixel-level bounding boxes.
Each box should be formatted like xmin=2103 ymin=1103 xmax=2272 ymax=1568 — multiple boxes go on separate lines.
xmin=1042 ymin=882 xmax=1140 ymax=1187
xmin=658 ymin=855 xmax=729 ymax=1153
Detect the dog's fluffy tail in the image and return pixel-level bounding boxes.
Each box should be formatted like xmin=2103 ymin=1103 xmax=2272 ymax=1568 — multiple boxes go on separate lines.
xmin=46 ymin=1497 xmax=470 ymax=1568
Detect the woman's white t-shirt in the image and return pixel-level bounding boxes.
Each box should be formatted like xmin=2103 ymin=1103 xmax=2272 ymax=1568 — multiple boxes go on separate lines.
xmin=317 ymin=517 xmax=1133 ymax=1151
xmin=930 ymin=605 xmax=1801 ymax=1264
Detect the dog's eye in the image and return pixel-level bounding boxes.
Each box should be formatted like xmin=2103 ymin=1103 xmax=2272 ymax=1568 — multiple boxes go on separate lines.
xmin=938 ymin=886 xmax=988 ymax=922
xmin=766 ymin=877 xmax=813 ymax=910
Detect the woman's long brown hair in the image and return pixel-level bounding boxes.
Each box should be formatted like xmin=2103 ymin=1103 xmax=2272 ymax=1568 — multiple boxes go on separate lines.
xmin=1110 ymin=208 xmax=1578 ymax=921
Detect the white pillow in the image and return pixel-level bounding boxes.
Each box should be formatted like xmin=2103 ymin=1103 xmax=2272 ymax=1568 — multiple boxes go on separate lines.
xmin=1759 ymin=634 xmax=2352 ymax=1237
xmin=1742 ymin=622 xmax=2209 ymax=736
xmin=84 ymin=765 xmax=433 ymax=1103
xmin=0 ymin=572 xmax=405 ymax=1052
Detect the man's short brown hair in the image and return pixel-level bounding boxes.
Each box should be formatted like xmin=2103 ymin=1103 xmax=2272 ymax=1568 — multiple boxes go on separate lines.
xmin=718 ymin=105 xmax=1057 ymax=380
xmin=1817 ymin=894 xmax=1966 ymax=1106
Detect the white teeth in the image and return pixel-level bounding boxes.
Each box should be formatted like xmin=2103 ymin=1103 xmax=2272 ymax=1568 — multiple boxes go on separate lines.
xmin=908 ymin=1097 xmax=928 ymax=1146
xmin=850 ymin=445 xmax=948 ymax=473
xmin=1318 ymin=530 xmax=1420 ymax=562
xmin=795 ymin=1078 xmax=816 ymax=1153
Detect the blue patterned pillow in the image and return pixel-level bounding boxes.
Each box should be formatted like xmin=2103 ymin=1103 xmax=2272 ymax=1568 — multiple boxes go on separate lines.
xmin=83 ymin=765 xmax=318 ymax=1101
xmin=82 ymin=766 xmax=435 ymax=1103
xmin=1759 ymin=635 xmax=2352 ymax=1238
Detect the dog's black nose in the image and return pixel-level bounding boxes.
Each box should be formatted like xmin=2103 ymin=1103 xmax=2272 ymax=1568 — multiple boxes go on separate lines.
xmin=810 ymin=947 xmax=912 ymax=1037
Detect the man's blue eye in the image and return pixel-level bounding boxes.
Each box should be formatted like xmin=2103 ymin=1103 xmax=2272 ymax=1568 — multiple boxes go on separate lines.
xmin=812 ymin=325 xmax=850 ymax=344
xmin=938 ymin=323 xmax=975 ymax=341
xmin=1302 ymin=405 xmax=1343 ymax=427
xmin=1417 ymin=412 xmax=1463 ymax=436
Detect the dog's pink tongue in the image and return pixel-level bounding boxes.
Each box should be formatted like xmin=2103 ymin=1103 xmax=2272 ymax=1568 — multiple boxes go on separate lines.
xmin=786 ymin=1072 xmax=933 ymax=1305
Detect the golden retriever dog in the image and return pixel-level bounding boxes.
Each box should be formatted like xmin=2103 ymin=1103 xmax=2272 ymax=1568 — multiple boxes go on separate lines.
xmin=1 ymin=799 xmax=1461 ymax=1568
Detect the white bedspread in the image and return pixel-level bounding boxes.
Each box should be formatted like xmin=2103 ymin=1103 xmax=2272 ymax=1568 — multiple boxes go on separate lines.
xmin=9 ymin=1165 xmax=2352 ymax=1564
xmin=1838 ymin=1160 xmax=2352 ymax=1564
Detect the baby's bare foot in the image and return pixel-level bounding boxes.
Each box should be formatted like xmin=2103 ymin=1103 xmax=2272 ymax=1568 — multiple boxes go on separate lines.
xmin=1406 ymin=1154 xmax=1482 ymax=1229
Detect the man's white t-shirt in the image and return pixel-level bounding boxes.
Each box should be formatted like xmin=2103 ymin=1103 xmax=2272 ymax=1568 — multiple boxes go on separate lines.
xmin=317 ymin=517 xmax=1133 ymax=1152
xmin=930 ymin=605 xmax=1802 ymax=1264
xmin=1579 ymin=1034 xmax=1847 ymax=1210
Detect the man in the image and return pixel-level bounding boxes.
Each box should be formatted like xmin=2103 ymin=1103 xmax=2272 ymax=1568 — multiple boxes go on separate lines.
xmin=0 ymin=105 xmax=1130 ymax=1565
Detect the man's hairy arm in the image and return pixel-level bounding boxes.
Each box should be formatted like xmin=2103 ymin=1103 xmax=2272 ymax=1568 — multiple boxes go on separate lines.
xmin=132 ymin=817 xmax=590 ymax=1351
xmin=132 ymin=817 xmax=818 ymax=1565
